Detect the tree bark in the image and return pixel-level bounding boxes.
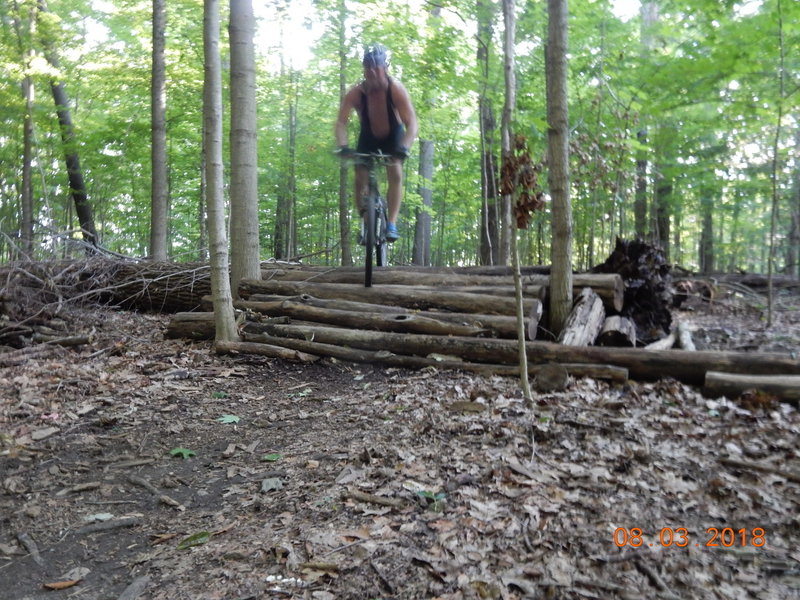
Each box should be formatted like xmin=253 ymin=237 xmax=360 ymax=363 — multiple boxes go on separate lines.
xmin=336 ymin=0 xmax=352 ymax=266
xmin=37 ymin=0 xmax=98 ymax=248
xmin=546 ymin=0 xmax=572 ymax=335
xmin=413 ymin=140 xmax=434 ymax=266
xmin=229 ymin=0 xmax=261 ymax=293
xmin=477 ymin=0 xmax=499 ymax=266
xmin=150 ymin=0 xmax=169 ymax=260
xmin=203 ymin=0 xmax=238 ymax=342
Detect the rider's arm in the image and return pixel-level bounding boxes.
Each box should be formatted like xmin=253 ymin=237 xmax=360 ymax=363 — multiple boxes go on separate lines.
xmin=391 ymin=80 xmax=418 ymax=151
xmin=335 ymin=87 xmax=360 ymax=147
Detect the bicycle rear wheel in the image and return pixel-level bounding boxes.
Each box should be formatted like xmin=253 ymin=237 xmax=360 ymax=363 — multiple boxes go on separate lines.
xmin=364 ymin=193 xmax=377 ymax=287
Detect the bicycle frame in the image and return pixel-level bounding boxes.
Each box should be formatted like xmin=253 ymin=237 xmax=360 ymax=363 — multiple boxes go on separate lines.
xmin=347 ymin=152 xmax=391 ymax=287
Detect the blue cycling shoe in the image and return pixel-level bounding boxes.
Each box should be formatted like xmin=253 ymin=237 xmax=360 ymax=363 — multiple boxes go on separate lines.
xmin=386 ymin=222 xmax=399 ymax=242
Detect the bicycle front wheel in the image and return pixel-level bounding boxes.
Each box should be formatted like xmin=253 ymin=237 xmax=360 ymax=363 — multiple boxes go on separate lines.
xmin=375 ymin=201 xmax=388 ymax=267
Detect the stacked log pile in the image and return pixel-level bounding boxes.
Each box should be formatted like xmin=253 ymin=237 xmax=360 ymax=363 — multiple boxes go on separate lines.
xmin=159 ymin=262 xmax=800 ymax=400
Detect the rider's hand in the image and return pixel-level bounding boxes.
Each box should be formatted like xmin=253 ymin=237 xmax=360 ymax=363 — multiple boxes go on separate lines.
xmin=393 ymin=146 xmax=409 ymax=161
xmin=335 ymin=145 xmax=355 ymax=158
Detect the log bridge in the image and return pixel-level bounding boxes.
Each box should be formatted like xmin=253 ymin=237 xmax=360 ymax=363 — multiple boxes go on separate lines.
xmin=165 ymin=265 xmax=800 ymax=403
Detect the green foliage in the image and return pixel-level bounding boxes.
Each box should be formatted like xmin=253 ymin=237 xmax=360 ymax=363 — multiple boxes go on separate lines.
xmin=0 ymin=0 xmax=796 ymax=272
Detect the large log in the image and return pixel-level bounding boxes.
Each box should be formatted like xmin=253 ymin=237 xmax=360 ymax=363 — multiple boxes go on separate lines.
xmin=557 ymin=288 xmax=605 ymax=346
xmin=249 ymin=301 xmax=489 ymax=336
xmin=704 ymin=371 xmax=800 ymax=404
xmin=239 ymin=279 xmax=540 ymax=316
xmin=258 ymin=323 xmax=800 ymax=385
xmin=261 ymin=267 xmax=624 ymax=312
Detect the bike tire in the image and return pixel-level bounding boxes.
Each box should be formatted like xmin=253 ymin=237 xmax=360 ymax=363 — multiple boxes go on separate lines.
xmin=364 ymin=194 xmax=377 ymax=287
xmin=376 ymin=200 xmax=388 ymax=267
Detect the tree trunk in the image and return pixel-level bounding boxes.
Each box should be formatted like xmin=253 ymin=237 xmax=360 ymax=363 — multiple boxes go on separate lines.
xmin=37 ymin=0 xmax=98 ymax=248
xmin=413 ymin=140 xmax=433 ymax=265
xmin=11 ymin=2 xmax=35 ymax=258
xmin=546 ymin=0 xmax=572 ymax=335
xmin=150 ymin=0 xmax=169 ymax=260
xmin=203 ymin=0 xmax=238 ymax=342
xmin=229 ymin=0 xmax=261 ymax=294
xmin=699 ymin=194 xmax=714 ymax=274
xmin=477 ymin=0 xmax=499 ymax=266
xmin=336 ymin=0 xmax=352 ymax=266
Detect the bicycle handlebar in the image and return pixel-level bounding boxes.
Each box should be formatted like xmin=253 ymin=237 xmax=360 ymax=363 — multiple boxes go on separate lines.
xmin=335 ymin=150 xmax=397 ymax=166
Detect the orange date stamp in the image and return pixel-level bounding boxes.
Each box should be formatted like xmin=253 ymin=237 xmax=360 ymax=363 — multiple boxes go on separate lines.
xmin=614 ymin=527 xmax=766 ymax=548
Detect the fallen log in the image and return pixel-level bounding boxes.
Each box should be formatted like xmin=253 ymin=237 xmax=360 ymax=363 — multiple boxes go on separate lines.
xmin=596 ymin=316 xmax=636 ymax=347
xmin=258 ymin=323 xmax=800 ymax=385
xmin=239 ymin=279 xmax=540 ymax=316
xmin=240 ymin=332 xmax=628 ymax=381
xmin=215 ymin=340 xmax=319 ymax=362
xmin=704 ymin=371 xmax=800 ymax=404
xmin=261 ymin=267 xmax=624 ymax=312
xmin=251 ymin=301 xmax=490 ymax=337
xmin=557 ymin=288 xmax=605 ymax=346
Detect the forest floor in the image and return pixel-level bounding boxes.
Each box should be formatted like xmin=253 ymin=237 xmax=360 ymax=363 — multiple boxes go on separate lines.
xmin=1 ymin=292 xmax=799 ymax=600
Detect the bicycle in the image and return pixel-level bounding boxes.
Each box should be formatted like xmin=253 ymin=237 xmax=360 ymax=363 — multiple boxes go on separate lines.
xmin=339 ymin=151 xmax=392 ymax=287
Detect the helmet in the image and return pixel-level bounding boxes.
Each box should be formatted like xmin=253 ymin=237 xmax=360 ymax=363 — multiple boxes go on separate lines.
xmin=362 ymin=43 xmax=388 ymax=68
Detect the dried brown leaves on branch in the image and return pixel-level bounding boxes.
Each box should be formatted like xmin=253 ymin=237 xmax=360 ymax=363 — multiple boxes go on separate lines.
xmin=500 ymin=134 xmax=545 ymax=229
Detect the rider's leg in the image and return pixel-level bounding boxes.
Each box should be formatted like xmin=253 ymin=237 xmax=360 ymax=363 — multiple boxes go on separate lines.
xmin=385 ymin=160 xmax=403 ymax=224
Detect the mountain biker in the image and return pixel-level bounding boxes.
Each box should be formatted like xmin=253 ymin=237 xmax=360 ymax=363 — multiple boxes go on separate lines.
xmin=335 ymin=43 xmax=418 ymax=242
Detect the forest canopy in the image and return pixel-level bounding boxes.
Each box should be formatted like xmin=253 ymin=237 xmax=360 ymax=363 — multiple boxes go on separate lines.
xmin=1 ymin=0 xmax=798 ymax=274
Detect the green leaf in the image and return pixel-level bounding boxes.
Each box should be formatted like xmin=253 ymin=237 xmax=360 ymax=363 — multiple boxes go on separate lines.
xmin=217 ymin=414 xmax=241 ymax=424
xmin=212 ymin=391 xmax=228 ymax=399
xmin=170 ymin=447 xmax=196 ymax=459
xmin=261 ymin=453 xmax=283 ymax=462
xmin=177 ymin=531 xmax=210 ymax=550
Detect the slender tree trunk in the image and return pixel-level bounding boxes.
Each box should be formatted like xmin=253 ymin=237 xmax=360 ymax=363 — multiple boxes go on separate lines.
xmin=767 ymin=0 xmax=786 ymax=325
xmin=150 ymin=0 xmax=169 ymax=260
xmin=477 ymin=0 xmax=499 ymax=266
xmin=12 ymin=1 xmax=35 ymax=258
xmin=546 ymin=0 xmax=572 ymax=335
xmin=500 ymin=0 xmax=530 ymax=401
xmin=229 ymin=0 xmax=261 ymax=295
xmin=655 ymin=167 xmax=671 ymax=257
xmin=413 ymin=140 xmax=433 ymax=266
xmin=203 ymin=0 xmax=238 ymax=342
xmin=337 ymin=0 xmax=352 ymax=266
xmin=788 ymin=128 xmax=800 ymax=278
xmin=635 ymin=2 xmax=658 ymax=241
xmin=699 ymin=194 xmax=714 ymax=274
xmin=37 ymin=0 xmax=98 ymax=248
